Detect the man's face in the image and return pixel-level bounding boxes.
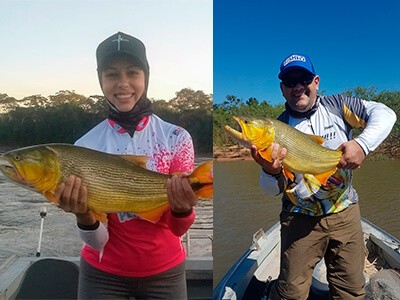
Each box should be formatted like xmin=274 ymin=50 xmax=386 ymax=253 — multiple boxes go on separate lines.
xmin=280 ymin=70 xmax=320 ymax=112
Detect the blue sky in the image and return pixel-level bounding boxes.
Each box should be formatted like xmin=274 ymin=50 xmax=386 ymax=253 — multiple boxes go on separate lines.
xmin=214 ymin=0 xmax=400 ymax=105
xmin=0 ymin=0 xmax=212 ymax=100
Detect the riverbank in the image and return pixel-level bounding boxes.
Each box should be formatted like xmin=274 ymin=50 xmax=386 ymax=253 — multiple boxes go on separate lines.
xmin=213 ymin=145 xmax=252 ymax=161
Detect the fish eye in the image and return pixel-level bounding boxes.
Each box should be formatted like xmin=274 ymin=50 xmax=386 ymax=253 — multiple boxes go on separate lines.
xmin=13 ymin=154 xmax=20 ymax=161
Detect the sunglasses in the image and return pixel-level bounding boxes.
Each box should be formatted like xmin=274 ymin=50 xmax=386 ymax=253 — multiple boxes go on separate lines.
xmin=281 ymin=75 xmax=315 ymax=88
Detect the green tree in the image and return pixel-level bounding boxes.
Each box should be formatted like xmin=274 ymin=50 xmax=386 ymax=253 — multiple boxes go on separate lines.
xmin=0 ymin=93 xmax=18 ymax=112
xmin=20 ymin=95 xmax=49 ymax=107
xmin=48 ymin=90 xmax=87 ymax=106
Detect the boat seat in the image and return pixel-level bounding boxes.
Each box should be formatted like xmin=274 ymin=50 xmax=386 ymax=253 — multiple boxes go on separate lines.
xmin=14 ymin=258 xmax=79 ymax=299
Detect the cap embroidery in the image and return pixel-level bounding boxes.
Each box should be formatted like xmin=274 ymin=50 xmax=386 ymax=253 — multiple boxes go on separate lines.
xmin=112 ymin=34 xmax=129 ymax=51
xmin=283 ymin=55 xmax=306 ymax=66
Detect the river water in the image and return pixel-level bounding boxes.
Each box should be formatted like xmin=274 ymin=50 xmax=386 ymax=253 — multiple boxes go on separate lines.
xmin=0 ymin=173 xmax=84 ymax=264
xmin=213 ymin=159 xmax=400 ymax=285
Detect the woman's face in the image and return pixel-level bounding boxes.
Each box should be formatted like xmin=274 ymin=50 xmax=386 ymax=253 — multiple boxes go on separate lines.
xmin=100 ymin=56 xmax=146 ymax=112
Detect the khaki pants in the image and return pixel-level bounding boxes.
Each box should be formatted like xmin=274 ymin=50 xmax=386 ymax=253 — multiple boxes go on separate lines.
xmin=269 ymin=203 xmax=366 ymax=300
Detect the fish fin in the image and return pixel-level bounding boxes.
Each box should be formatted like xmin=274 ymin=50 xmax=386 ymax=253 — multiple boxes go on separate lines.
xmin=196 ymin=184 xmax=213 ymax=199
xmin=282 ymin=167 xmax=294 ymax=182
xmin=118 ymin=155 xmax=148 ymax=169
xmin=189 ymin=161 xmax=213 ymax=199
xmin=308 ymin=134 xmax=325 ymax=144
xmin=137 ymin=203 xmax=170 ymax=223
xmin=92 ymin=212 xmax=108 ymax=223
xmin=44 ymin=191 xmax=59 ymax=205
xmin=314 ymin=167 xmax=338 ymax=186
xmin=258 ymin=147 xmax=273 ymax=162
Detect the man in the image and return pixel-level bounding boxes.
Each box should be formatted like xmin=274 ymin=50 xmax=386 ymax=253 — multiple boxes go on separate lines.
xmin=251 ymin=54 xmax=396 ymax=299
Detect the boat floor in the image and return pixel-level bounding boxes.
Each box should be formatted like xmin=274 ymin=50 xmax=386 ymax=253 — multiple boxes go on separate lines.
xmin=217 ymin=219 xmax=400 ymax=299
xmin=0 ymin=256 xmax=213 ymax=300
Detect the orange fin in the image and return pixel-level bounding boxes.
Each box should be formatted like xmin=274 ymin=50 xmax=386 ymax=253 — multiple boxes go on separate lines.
xmin=44 ymin=191 xmax=59 ymax=205
xmin=92 ymin=212 xmax=108 ymax=223
xmin=308 ymin=134 xmax=325 ymax=145
xmin=189 ymin=160 xmax=213 ymax=199
xmin=137 ymin=203 xmax=170 ymax=223
xmin=282 ymin=167 xmax=294 ymax=182
xmin=258 ymin=147 xmax=273 ymax=162
xmin=196 ymin=184 xmax=213 ymax=199
xmin=118 ymin=155 xmax=148 ymax=169
xmin=313 ymin=167 xmax=338 ymax=186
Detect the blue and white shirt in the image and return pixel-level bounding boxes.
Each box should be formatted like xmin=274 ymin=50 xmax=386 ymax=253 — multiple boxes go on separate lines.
xmin=260 ymin=94 xmax=396 ymax=216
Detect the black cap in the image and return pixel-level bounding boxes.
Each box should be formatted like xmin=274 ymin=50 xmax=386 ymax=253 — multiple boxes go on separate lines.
xmin=96 ymin=31 xmax=149 ymax=74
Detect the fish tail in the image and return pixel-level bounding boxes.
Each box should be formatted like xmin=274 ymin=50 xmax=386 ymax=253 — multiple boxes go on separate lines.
xmin=92 ymin=212 xmax=108 ymax=223
xmin=189 ymin=160 xmax=213 ymax=199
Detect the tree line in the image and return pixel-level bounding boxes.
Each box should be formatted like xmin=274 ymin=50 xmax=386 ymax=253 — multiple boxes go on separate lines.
xmin=214 ymin=87 xmax=399 ymax=159
xmin=0 ymin=88 xmax=213 ymax=154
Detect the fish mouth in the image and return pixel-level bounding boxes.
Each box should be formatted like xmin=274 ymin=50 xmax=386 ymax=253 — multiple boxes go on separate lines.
xmin=0 ymin=157 xmax=26 ymax=185
xmin=224 ymin=117 xmax=252 ymax=148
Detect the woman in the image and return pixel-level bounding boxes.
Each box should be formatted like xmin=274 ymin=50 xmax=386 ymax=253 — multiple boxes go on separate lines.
xmin=55 ymin=31 xmax=199 ymax=299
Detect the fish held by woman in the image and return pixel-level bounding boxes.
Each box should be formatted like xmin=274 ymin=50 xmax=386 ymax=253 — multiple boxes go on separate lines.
xmin=224 ymin=116 xmax=342 ymax=185
xmin=0 ymin=143 xmax=213 ymax=223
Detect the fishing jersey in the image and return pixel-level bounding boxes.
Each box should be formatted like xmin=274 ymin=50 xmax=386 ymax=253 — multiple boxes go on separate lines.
xmin=260 ymin=94 xmax=396 ymax=216
xmin=75 ymin=114 xmax=196 ymax=277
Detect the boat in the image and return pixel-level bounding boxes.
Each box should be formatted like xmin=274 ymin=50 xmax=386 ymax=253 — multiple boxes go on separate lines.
xmin=214 ymin=218 xmax=400 ymax=300
xmin=0 ymin=204 xmax=213 ymax=300
xmin=0 ymin=191 xmax=213 ymax=300
xmin=0 ymin=255 xmax=212 ymax=300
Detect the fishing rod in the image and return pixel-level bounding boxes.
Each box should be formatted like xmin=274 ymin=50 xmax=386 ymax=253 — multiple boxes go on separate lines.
xmin=36 ymin=206 xmax=47 ymax=257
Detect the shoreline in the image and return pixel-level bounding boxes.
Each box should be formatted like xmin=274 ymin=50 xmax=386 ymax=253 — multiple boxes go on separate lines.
xmin=213 ymin=145 xmax=253 ymax=161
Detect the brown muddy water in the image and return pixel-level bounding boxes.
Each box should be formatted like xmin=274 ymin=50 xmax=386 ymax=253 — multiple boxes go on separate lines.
xmin=213 ymin=159 xmax=400 ymax=285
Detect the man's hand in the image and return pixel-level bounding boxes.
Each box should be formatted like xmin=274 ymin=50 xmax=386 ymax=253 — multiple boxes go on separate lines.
xmin=251 ymin=143 xmax=287 ymax=175
xmin=338 ymin=140 xmax=366 ymax=170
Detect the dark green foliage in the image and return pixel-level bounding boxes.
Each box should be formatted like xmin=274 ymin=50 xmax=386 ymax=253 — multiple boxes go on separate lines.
xmin=213 ymin=95 xmax=284 ymax=146
xmin=0 ymin=89 xmax=213 ymax=154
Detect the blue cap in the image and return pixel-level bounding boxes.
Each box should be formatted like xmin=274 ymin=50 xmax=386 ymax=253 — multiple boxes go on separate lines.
xmin=278 ymin=54 xmax=315 ymax=79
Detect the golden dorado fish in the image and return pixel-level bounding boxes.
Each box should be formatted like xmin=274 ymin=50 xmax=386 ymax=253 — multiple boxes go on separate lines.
xmin=224 ymin=116 xmax=342 ymax=185
xmin=0 ymin=144 xmax=213 ymax=223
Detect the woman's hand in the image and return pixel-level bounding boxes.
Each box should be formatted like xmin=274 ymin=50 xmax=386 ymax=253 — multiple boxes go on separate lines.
xmin=55 ymin=175 xmax=96 ymax=225
xmin=166 ymin=175 xmax=198 ymax=215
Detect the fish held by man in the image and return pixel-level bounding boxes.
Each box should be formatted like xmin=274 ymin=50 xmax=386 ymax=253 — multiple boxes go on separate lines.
xmin=224 ymin=116 xmax=342 ymax=185
xmin=0 ymin=143 xmax=213 ymax=223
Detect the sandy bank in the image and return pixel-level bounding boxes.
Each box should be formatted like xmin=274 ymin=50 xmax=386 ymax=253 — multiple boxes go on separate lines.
xmin=213 ymin=145 xmax=252 ymax=161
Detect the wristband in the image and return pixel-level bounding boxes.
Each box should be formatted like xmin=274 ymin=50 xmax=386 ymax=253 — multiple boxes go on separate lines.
xmin=171 ymin=208 xmax=193 ymax=218
xmin=77 ymin=220 xmax=100 ymax=231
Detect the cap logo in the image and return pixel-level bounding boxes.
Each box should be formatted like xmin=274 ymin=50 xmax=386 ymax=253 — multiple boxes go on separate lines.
xmin=283 ymin=55 xmax=306 ymax=67
xmin=112 ymin=34 xmax=129 ymax=50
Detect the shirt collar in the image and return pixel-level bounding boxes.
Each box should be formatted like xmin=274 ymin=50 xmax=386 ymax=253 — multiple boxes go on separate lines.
xmin=107 ymin=115 xmax=150 ymax=134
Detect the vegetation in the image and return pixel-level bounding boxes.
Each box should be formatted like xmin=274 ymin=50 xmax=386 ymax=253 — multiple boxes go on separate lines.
xmin=214 ymin=87 xmax=399 ymax=159
xmin=0 ymin=88 xmax=213 ymax=154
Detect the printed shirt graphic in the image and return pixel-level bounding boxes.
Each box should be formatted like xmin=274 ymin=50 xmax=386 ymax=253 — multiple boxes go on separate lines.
xmin=281 ymin=103 xmax=355 ymax=216
xmin=75 ymin=114 xmax=195 ymax=277
xmin=261 ymin=94 xmax=396 ymax=216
